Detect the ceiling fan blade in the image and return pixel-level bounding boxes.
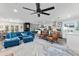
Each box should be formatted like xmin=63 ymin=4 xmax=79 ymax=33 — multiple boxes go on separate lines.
xmin=41 ymin=12 xmax=50 ymax=15
xmin=31 ymin=11 xmax=50 ymax=16
xmin=31 ymin=12 xmax=50 ymax=15
xmin=23 ymin=7 xmax=35 ymax=11
xmin=42 ymin=6 xmax=55 ymax=11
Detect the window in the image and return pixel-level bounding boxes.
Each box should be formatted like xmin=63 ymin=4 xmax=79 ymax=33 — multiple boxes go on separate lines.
xmin=11 ymin=25 xmax=14 ymax=32
xmin=15 ymin=26 xmax=19 ymax=32
xmin=5 ymin=25 xmax=9 ymax=32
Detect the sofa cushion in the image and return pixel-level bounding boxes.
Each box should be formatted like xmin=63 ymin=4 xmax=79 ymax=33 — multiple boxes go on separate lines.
xmin=5 ymin=39 xmax=11 ymax=41
xmin=23 ymin=36 xmax=33 ymax=39
xmin=5 ymin=32 xmax=17 ymax=39
xmin=21 ymin=33 xmax=28 ymax=37
xmin=11 ymin=37 xmax=20 ymax=40
xmin=5 ymin=37 xmax=20 ymax=41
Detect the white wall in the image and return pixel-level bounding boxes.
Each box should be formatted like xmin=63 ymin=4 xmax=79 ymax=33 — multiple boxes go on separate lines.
xmin=62 ymin=19 xmax=79 ymax=54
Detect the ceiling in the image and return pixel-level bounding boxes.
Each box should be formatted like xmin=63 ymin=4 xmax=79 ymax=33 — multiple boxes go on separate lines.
xmin=0 ymin=3 xmax=79 ymax=24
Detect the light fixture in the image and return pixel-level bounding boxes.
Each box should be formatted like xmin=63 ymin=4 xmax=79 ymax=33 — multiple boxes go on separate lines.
xmin=67 ymin=14 xmax=71 ymax=18
xmin=13 ymin=9 xmax=18 ymax=13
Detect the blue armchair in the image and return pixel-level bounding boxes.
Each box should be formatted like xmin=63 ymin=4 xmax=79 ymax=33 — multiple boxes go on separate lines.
xmin=15 ymin=32 xmax=23 ymax=40
xmin=21 ymin=31 xmax=34 ymax=43
xmin=3 ymin=32 xmax=20 ymax=48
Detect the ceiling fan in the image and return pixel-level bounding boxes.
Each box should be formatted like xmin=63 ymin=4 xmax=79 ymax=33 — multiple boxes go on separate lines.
xmin=23 ymin=3 xmax=55 ymax=17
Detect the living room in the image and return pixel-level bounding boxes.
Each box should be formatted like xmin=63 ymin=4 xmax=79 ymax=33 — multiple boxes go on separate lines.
xmin=0 ymin=3 xmax=79 ymax=56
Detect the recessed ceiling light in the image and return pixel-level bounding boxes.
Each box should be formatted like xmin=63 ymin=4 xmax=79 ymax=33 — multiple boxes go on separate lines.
xmin=67 ymin=14 xmax=71 ymax=18
xmin=13 ymin=9 xmax=18 ymax=13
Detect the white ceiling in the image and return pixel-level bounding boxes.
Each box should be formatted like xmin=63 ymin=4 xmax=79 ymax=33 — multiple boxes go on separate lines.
xmin=0 ymin=3 xmax=79 ymax=24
